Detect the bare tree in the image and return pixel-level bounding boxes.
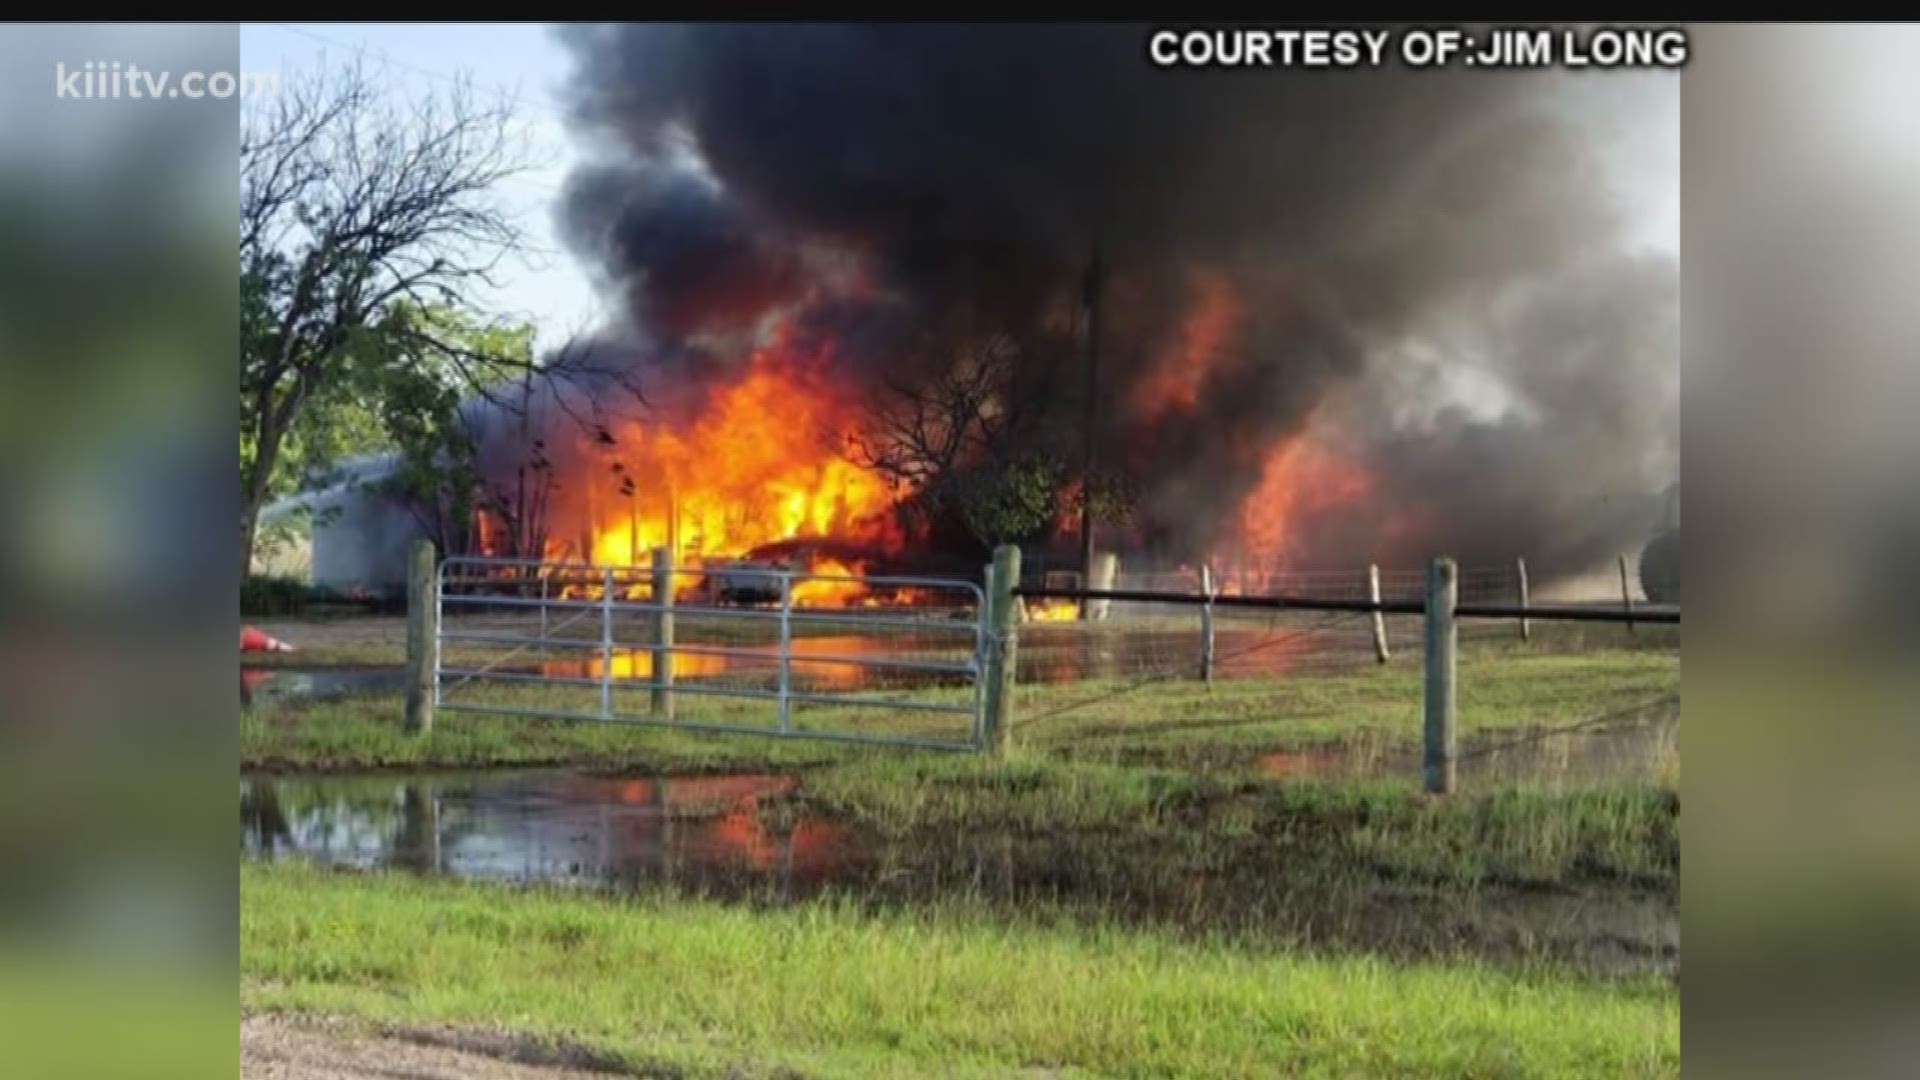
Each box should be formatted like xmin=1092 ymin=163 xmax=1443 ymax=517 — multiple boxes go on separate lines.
xmin=467 ymin=365 xmax=559 ymax=563
xmin=845 ymin=330 xmax=1138 ymax=550
xmin=844 ymin=334 xmax=1017 ymax=513
xmin=240 ymin=63 xmax=633 ymax=575
xmin=843 ymin=333 xmax=1072 ymax=547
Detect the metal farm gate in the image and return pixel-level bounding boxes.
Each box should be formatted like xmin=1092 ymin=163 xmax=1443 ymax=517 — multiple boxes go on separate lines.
xmin=431 ymin=556 xmax=990 ymax=752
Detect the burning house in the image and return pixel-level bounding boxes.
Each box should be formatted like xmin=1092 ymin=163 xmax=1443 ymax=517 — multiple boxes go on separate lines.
xmin=320 ymin=27 xmax=1678 ymax=603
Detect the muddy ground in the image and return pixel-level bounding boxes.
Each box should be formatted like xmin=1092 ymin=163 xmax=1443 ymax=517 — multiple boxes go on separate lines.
xmin=251 ymin=617 xmax=408 ymax=654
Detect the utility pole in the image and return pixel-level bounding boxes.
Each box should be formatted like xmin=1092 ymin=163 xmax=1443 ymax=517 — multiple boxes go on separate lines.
xmin=666 ymin=479 xmax=680 ymax=564
xmin=1078 ymin=242 xmax=1104 ymax=621
xmin=627 ymin=472 xmax=639 ymax=568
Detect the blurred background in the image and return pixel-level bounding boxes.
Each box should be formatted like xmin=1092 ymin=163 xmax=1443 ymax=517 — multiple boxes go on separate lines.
xmin=0 ymin=23 xmax=237 ymax=1079
xmin=1683 ymin=23 xmax=1920 ymax=1080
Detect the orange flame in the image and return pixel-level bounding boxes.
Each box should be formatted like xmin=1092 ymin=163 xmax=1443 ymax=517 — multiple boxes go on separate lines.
xmin=1230 ymin=435 xmax=1372 ymax=568
xmin=575 ymin=350 xmax=893 ymax=566
xmin=1025 ymin=599 xmax=1081 ymax=622
xmin=1132 ymin=269 xmax=1376 ymax=571
xmin=493 ymin=266 xmax=1379 ymax=602
xmin=1132 ymin=268 xmax=1243 ymax=423
xmin=522 ymin=332 xmax=904 ymax=604
xmin=789 ymin=556 xmax=869 ymax=608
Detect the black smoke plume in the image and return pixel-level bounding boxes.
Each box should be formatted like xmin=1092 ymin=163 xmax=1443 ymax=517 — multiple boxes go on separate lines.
xmin=553 ymin=24 xmax=1677 ymax=580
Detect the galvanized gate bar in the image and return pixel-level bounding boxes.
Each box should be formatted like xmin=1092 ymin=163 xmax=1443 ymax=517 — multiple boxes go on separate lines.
xmin=439 ymin=593 xmax=983 ymax=627
xmin=433 ymin=701 xmax=982 ymax=752
xmin=438 ymin=632 xmax=607 ymax=650
xmin=437 ymin=669 xmax=604 ymax=688
xmin=439 ymin=633 xmax=976 ymax=673
xmin=434 ymin=555 xmax=989 ymax=751
xmin=777 ymin=572 xmax=793 ymax=734
xmin=600 ymin=566 xmax=614 ymax=719
xmin=436 ymin=672 xmax=977 ymax=714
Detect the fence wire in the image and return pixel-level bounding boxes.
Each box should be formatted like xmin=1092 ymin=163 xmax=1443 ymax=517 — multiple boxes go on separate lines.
xmin=1451 ymin=693 xmax=1680 ymax=764
xmin=1007 ymin=567 xmax=1677 ymax=788
xmin=1016 ymin=611 xmax=1365 ymax=731
xmin=430 ymin=554 xmax=1677 ymax=785
xmin=433 ymin=557 xmax=990 ymax=751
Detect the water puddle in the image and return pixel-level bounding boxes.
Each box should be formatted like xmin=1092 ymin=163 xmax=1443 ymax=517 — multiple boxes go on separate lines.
xmin=527 ymin=627 xmax=1358 ymax=691
xmin=243 ymin=765 xmax=1676 ymax=975
xmin=242 ymin=666 xmax=408 ymax=705
xmin=243 ymin=771 xmax=850 ymax=893
xmin=536 ymin=635 xmax=965 ymax=692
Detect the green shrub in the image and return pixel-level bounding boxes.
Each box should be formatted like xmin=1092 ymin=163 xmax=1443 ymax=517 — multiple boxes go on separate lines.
xmin=242 ymin=573 xmax=314 ymax=617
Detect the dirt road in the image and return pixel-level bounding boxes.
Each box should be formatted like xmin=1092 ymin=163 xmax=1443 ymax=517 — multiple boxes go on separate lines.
xmin=241 ymin=1015 xmax=636 ymax=1080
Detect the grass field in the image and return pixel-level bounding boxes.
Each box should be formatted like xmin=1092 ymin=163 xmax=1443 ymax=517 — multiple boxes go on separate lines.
xmin=243 ymin=619 xmax=1678 ymax=1076
xmin=792 ymin=760 xmax=1678 ymax=888
xmin=242 ymin=863 xmax=1678 ymax=1079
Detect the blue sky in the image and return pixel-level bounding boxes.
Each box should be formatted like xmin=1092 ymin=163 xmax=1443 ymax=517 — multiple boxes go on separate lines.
xmin=241 ymin=23 xmax=602 ymax=351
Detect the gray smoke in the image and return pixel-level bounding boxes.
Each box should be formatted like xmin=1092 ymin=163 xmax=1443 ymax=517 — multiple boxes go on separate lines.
xmin=553 ymin=24 xmax=1677 ymax=576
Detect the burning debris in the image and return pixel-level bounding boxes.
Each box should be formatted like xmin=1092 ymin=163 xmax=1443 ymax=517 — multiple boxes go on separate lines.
xmin=465 ymin=329 xmax=910 ymax=603
xmin=468 ymin=26 xmax=1676 ymax=599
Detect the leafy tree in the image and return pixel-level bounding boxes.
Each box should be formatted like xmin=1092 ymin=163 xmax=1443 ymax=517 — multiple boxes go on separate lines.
xmin=366 ymin=302 xmax=539 ymax=557
xmin=950 ymin=454 xmax=1065 ymax=548
xmin=240 ymin=61 xmax=538 ymax=577
xmin=241 ymin=270 xmax=390 ymax=567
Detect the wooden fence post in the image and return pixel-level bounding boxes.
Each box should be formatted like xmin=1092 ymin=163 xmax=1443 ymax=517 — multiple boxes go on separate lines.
xmin=404 ymin=539 xmax=437 ymax=736
xmin=651 ymin=546 xmax=675 ymax=720
xmin=1423 ymin=557 xmax=1457 ymax=794
xmin=1368 ymin=563 xmax=1391 ymax=663
xmin=1516 ymin=557 xmax=1532 ymax=642
xmin=1618 ymin=554 xmax=1636 ymax=634
xmin=982 ymin=544 xmax=1021 ymax=756
xmin=600 ymin=567 xmax=615 ymax=720
xmin=1199 ymin=563 xmax=1217 ymax=685
xmin=1088 ymin=551 xmax=1118 ymax=621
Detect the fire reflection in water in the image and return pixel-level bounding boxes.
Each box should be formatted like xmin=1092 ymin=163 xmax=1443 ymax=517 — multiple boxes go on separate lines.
xmin=240 ymin=771 xmax=851 ymax=895
xmin=538 ymin=636 xmax=965 ymax=692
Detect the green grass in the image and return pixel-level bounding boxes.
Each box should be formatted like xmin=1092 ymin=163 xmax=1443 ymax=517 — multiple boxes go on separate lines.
xmin=242 ymin=862 xmax=1678 ymax=1079
xmin=1013 ymin=648 xmax=1676 ymax=768
xmin=243 ymin=631 xmax=1679 ymax=1072
xmin=792 ymin=756 xmax=1677 ymax=890
xmin=244 ymin=638 xmax=1678 ymax=898
xmin=243 ymin=693 xmax=858 ymax=773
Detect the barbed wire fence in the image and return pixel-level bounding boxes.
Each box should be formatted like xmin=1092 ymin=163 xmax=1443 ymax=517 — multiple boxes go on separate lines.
xmin=1002 ymin=555 xmax=1679 ymax=790
xmin=1013 ymin=610 xmax=1368 ymax=734
xmin=1015 ymin=564 xmax=1532 ymax=688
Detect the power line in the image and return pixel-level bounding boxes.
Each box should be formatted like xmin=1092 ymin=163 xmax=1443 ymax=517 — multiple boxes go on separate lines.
xmin=263 ymin=23 xmax=575 ymax=200
xmin=266 ymin=22 xmax=560 ymax=119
